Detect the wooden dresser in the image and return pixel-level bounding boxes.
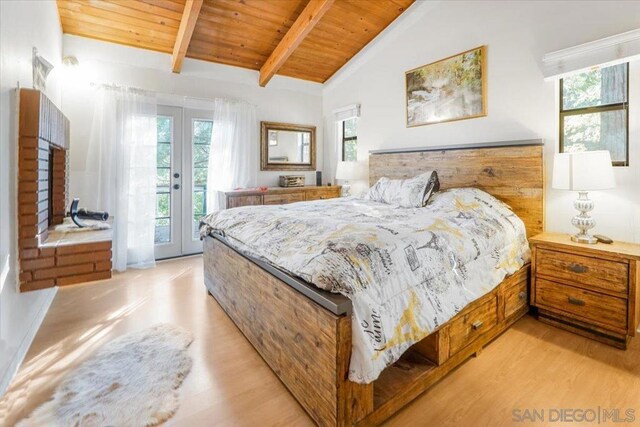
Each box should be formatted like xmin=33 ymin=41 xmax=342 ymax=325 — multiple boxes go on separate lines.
xmin=223 ymin=186 xmax=341 ymax=208
xmin=530 ymin=232 xmax=640 ymax=349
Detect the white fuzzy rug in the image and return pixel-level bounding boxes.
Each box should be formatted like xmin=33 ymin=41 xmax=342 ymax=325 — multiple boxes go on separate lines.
xmin=18 ymin=324 xmax=193 ymax=427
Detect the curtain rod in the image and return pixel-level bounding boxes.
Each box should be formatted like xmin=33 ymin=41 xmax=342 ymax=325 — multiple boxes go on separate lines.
xmin=88 ymin=81 xmax=253 ymax=106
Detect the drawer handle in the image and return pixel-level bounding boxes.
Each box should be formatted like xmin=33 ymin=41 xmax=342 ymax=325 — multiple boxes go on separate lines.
xmin=567 ymin=296 xmax=585 ymax=306
xmin=472 ymin=320 xmax=483 ymax=330
xmin=518 ymin=291 xmax=527 ymax=301
xmin=568 ymin=263 xmax=588 ymax=274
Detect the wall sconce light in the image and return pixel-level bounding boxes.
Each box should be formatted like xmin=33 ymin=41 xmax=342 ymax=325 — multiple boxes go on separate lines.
xmin=63 ymin=55 xmax=80 ymax=68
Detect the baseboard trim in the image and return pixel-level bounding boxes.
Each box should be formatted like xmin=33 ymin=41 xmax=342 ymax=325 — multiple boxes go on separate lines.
xmin=0 ymin=286 xmax=57 ymax=397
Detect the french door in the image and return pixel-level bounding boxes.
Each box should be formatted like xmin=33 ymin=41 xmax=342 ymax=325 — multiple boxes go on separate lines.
xmin=155 ymin=106 xmax=213 ymax=259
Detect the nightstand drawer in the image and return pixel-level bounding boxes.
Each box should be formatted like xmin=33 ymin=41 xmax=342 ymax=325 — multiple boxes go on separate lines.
xmin=449 ymin=296 xmax=498 ymax=355
xmin=536 ymin=248 xmax=628 ymax=295
xmin=535 ymin=278 xmax=627 ymax=332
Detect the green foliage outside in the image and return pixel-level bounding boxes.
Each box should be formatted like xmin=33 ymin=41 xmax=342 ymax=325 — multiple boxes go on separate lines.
xmin=344 ymin=140 xmax=357 ymax=162
xmin=193 ymin=120 xmax=212 ymax=144
xmin=157 ymin=117 xmax=171 ymax=143
xmin=343 ymin=118 xmax=357 ymax=161
xmin=191 ymin=120 xmax=212 ymax=238
xmin=562 ymin=64 xmax=627 ymax=162
xmin=157 ymin=143 xmax=171 ymax=167
xmin=155 ymin=118 xmax=213 ymax=243
xmin=156 ymin=192 xmax=170 ymax=218
xmin=563 ymin=68 xmax=601 ymax=110
xmin=344 ymin=117 xmax=357 ymax=138
xmin=156 ymin=167 xmax=170 ymax=187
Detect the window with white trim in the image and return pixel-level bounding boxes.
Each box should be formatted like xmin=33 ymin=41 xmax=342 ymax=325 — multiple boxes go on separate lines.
xmin=341 ymin=117 xmax=358 ymax=161
xmin=559 ymin=63 xmax=629 ymax=166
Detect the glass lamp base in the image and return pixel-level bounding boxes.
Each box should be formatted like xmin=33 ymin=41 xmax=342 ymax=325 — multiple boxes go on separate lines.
xmin=341 ymin=181 xmax=351 ymax=197
xmin=570 ymin=191 xmax=597 ymax=245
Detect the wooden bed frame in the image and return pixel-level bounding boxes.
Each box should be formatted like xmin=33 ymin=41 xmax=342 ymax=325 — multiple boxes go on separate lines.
xmin=204 ymin=140 xmax=544 ymax=426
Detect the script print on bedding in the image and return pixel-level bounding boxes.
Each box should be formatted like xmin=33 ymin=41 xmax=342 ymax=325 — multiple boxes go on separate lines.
xmin=200 ymin=188 xmax=530 ymax=384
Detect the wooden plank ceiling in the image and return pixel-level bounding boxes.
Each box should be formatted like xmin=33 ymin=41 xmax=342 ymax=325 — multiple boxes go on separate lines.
xmin=57 ymin=0 xmax=414 ymax=85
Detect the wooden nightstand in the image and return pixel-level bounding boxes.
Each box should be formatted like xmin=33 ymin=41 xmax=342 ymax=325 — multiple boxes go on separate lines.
xmin=530 ymin=232 xmax=640 ymax=349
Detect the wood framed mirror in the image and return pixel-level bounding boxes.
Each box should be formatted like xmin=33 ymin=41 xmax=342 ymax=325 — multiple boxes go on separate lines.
xmin=260 ymin=121 xmax=316 ymax=171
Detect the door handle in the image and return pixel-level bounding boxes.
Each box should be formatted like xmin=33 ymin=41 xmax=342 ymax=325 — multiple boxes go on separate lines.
xmin=173 ymin=184 xmax=180 ymax=190
xmin=173 ymin=172 xmax=180 ymax=179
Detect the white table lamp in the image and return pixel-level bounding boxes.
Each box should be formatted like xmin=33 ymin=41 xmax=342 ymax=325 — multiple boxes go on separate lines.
xmin=335 ymin=161 xmax=367 ymax=196
xmin=552 ymin=150 xmax=616 ymax=244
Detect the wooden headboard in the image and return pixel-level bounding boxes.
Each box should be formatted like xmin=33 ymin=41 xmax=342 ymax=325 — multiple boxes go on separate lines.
xmin=369 ymin=140 xmax=544 ymax=238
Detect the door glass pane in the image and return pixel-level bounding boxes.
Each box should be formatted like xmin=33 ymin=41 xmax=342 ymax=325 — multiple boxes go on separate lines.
xmin=192 ymin=119 xmax=212 ymax=239
xmin=155 ymin=116 xmax=172 ymax=244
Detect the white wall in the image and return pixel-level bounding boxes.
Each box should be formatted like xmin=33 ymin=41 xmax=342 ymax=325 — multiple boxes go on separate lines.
xmin=322 ymin=0 xmax=640 ymax=243
xmin=61 ymin=35 xmax=324 ymax=201
xmin=0 ymin=0 xmax=60 ymax=396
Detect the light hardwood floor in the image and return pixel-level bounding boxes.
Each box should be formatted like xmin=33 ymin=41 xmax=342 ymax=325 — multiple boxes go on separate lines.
xmin=1 ymin=256 xmax=639 ymax=426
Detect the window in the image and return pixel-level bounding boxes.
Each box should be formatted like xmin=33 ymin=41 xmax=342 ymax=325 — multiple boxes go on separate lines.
xmin=192 ymin=119 xmax=212 ymax=239
xmin=560 ymin=63 xmax=629 ymax=166
xmin=342 ymin=117 xmax=358 ymax=161
xmin=155 ymin=116 xmax=172 ymax=244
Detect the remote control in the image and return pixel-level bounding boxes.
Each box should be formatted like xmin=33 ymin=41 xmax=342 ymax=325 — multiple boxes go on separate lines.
xmin=594 ymin=234 xmax=613 ymax=244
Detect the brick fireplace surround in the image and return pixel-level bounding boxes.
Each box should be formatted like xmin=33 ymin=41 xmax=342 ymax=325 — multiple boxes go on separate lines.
xmin=18 ymin=89 xmax=113 ymax=292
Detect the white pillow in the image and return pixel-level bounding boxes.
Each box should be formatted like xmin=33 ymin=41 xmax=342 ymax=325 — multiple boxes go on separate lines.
xmin=366 ymin=171 xmax=440 ymax=208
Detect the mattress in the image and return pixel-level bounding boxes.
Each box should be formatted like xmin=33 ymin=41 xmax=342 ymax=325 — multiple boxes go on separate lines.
xmin=200 ymin=187 xmax=530 ymax=383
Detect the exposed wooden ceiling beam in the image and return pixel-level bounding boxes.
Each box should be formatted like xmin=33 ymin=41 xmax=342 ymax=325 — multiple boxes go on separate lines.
xmin=259 ymin=0 xmax=334 ymax=86
xmin=171 ymin=0 xmax=203 ymax=73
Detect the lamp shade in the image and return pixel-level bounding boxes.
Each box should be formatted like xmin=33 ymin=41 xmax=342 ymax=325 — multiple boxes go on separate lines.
xmin=335 ymin=161 xmax=367 ymax=181
xmin=552 ymin=151 xmax=616 ymax=191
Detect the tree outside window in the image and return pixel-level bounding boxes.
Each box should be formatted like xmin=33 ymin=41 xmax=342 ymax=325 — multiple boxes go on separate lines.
xmin=342 ymin=117 xmax=358 ymax=161
xmin=560 ymin=63 xmax=629 ymax=166
xmin=155 ymin=116 xmax=172 ymax=244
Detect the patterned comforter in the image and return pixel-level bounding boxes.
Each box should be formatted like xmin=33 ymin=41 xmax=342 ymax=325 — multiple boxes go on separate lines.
xmin=200 ymin=188 xmax=530 ymax=384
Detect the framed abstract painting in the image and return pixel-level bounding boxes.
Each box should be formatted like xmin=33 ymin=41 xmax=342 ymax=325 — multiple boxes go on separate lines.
xmin=406 ymin=46 xmax=487 ymax=127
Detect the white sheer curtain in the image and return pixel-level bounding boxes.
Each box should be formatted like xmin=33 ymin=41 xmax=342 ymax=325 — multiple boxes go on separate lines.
xmin=84 ymin=86 xmax=158 ymax=271
xmin=206 ymin=98 xmax=257 ymax=212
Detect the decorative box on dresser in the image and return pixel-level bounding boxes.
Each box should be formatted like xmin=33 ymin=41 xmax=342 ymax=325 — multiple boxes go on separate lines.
xmin=530 ymin=232 xmax=640 ymax=349
xmin=223 ymin=186 xmax=341 ymax=208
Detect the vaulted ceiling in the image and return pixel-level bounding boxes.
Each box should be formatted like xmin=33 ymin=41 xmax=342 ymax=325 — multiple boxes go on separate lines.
xmin=56 ymin=0 xmax=414 ymax=85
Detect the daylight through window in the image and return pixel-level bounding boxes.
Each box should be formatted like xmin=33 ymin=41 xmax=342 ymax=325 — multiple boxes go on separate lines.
xmin=560 ymin=63 xmax=629 ymax=166
xmin=342 ymin=117 xmax=358 ymax=161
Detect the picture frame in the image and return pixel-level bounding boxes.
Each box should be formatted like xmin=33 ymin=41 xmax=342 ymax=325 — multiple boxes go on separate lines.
xmin=405 ymin=46 xmax=487 ymax=127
